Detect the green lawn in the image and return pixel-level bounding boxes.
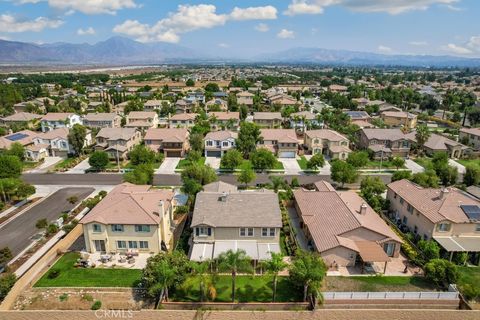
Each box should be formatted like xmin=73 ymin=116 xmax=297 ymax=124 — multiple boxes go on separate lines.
xmin=456 ymin=159 xmax=480 ymax=169
xmin=458 ymin=266 xmax=480 ymax=290
xmin=223 ymin=159 xmax=284 ymax=171
xmin=272 ymin=160 xmax=284 ymax=170
xmin=176 ymin=157 xmax=206 ymax=170
xmin=35 ymin=252 xmax=142 ymax=288
xmin=54 ymin=157 xmax=80 ymax=170
xmin=364 ymin=160 xmax=405 ymax=169
xmin=297 ymin=156 xmax=308 ymax=170
xmin=414 ymin=157 xmax=434 ymax=170
xmin=172 ymin=275 xmax=302 ymax=303
xmin=324 ymin=276 xmax=438 ymax=292
xmin=22 ymin=161 xmax=41 ymax=171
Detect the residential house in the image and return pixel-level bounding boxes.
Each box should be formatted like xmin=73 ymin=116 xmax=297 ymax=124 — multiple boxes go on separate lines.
xmin=268 ymin=94 xmax=298 ymax=106
xmin=289 ymin=111 xmax=322 ymax=132
xmin=0 ymin=112 xmax=42 ymax=129
xmin=205 ymin=98 xmax=228 ymax=112
xmin=32 ymin=127 xmax=92 ymax=158
xmin=81 ymin=183 xmax=177 ymax=253
xmin=380 ymin=111 xmax=418 ymax=129
xmin=95 ymin=128 xmax=142 ymax=160
xmin=169 ymin=113 xmax=197 ymax=129
xmin=236 ymin=91 xmax=254 ymax=106
xmin=459 ymin=128 xmax=480 ymax=150
xmin=189 ymin=182 xmax=282 ymax=262
xmin=125 ymin=111 xmax=159 ymax=131
xmin=304 ymin=130 xmax=351 ymax=160
xmin=294 ymin=181 xmax=402 ymax=270
xmin=0 ymin=129 xmax=38 ymax=152
xmin=345 ymin=111 xmax=371 ymax=123
xmin=175 ymin=99 xmax=195 ymax=114
xmin=407 ymin=132 xmax=471 ymax=159
xmin=259 ymin=129 xmax=298 ymax=158
xmin=387 ymin=179 xmax=480 ymax=256
xmin=208 ymin=112 xmax=240 ymax=131
xmin=204 ymin=130 xmax=237 ymax=157
xmin=144 ymin=100 xmax=168 ymax=112
xmin=83 ymin=113 xmax=121 ymax=129
xmin=13 ymin=97 xmax=53 ymax=113
xmin=144 ymin=128 xmax=189 ymax=158
xmin=328 ymin=84 xmax=348 ymax=93
xmin=253 ymin=112 xmax=283 ymax=128
xmin=358 ymin=129 xmax=411 ymax=159
xmin=40 ymin=113 xmax=82 ymax=132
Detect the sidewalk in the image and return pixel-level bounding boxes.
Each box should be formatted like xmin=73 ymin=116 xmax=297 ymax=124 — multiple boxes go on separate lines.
xmin=286 ymin=206 xmax=309 ymax=251
xmin=405 ymin=159 xmax=425 ymax=174
xmin=65 ymin=157 xmax=91 ymax=173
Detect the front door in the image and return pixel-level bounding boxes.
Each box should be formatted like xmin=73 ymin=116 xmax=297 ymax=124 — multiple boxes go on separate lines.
xmin=94 ymin=240 xmax=106 ymax=252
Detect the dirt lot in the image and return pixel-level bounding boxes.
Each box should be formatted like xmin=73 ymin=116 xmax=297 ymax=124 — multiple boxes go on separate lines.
xmin=14 ymin=288 xmax=154 ymax=311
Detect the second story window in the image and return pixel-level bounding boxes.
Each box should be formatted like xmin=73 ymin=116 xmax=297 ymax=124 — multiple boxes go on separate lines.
xmin=240 ymin=227 xmax=254 ymax=237
xmin=111 ymin=224 xmax=124 ymax=232
xmin=262 ymin=228 xmax=276 ymax=237
xmin=407 ymin=204 xmax=414 ymax=214
xmin=93 ymin=224 xmax=102 ymax=233
xmin=437 ymin=223 xmax=451 ymax=232
xmin=195 ymin=227 xmax=211 ymax=237
xmin=135 ymin=225 xmax=150 ymax=232
xmin=476 ymin=224 xmax=480 ymax=232
xmin=400 ymin=198 xmax=404 ymax=205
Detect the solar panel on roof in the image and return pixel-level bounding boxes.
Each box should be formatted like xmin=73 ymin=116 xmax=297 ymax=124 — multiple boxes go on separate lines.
xmin=460 ymin=205 xmax=480 ymax=221
xmin=6 ymin=133 xmax=28 ymax=141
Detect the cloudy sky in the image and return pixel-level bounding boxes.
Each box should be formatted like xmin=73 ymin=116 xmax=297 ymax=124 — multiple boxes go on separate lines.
xmin=0 ymin=0 xmax=479 ymax=58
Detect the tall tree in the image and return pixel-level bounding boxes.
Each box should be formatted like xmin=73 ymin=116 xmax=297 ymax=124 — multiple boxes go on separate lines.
xmin=217 ymin=249 xmax=252 ymax=302
xmin=262 ymin=252 xmax=287 ymax=302
xmin=0 ymin=155 xmax=22 ymax=179
xmin=289 ymin=251 xmax=327 ymax=302
xmin=330 ymin=160 xmax=358 ymax=188
xmin=68 ymin=124 xmax=87 ymax=155
xmin=190 ymin=261 xmax=211 ymax=302
xmin=236 ymin=122 xmax=262 ymax=158
xmin=237 ymin=163 xmax=256 ymax=187
xmin=415 ymin=125 xmax=431 ymax=156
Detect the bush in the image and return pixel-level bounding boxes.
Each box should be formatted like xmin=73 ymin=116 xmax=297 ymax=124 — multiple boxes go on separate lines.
xmin=82 ymin=294 xmax=94 ymax=302
xmin=59 ymin=293 xmax=69 ymax=302
xmin=460 ymin=284 xmax=480 ymax=302
xmin=424 ymin=259 xmax=459 ymax=288
xmin=89 ymin=151 xmax=109 ymax=171
xmin=91 ymin=300 xmax=102 ymax=310
xmin=0 ymin=273 xmax=16 ymax=302
xmin=47 ymin=269 xmax=60 ymax=279
xmin=46 ymin=223 xmax=59 ymax=236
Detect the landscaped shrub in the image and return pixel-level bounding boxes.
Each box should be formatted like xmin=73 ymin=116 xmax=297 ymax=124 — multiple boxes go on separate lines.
xmin=47 ymin=269 xmax=60 ymax=279
xmin=82 ymin=294 xmax=94 ymax=302
xmin=91 ymin=300 xmax=102 ymax=310
xmin=59 ymin=293 xmax=68 ymax=301
xmin=424 ymin=259 xmax=459 ymax=288
xmin=460 ymin=284 xmax=480 ymax=302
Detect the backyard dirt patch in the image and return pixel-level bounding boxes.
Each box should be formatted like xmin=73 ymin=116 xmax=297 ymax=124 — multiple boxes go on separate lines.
xmin=14 ymin=288 xmax=154 ymax=310
xmin=323 ymin=276 xmax=438 ymax=292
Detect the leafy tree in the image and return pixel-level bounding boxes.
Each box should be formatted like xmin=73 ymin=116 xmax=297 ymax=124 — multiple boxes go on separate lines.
xmin=262 ymin=252 xmax=287 ymax=302
xmin=186 ymin=150 xmax=202 ymax=163
xmin=417 ymin=240 xmax=440 ymax=262
xmin=392 ymin=170 xmax=412 ymax=182
xmin=307 ymin=153 xmax=325 ymax=170
xmin=217 ymin=249 xmax=252 ymax=302
xmin=68 ymin=124 xmax=87 ymax=155
xmin=330 ymin=160 xmax=358 ymax=188
xmin=0 ymin=155 xmax=22 ymax=179
xmin=46 ymin=223 xmax=59 ymax=235
xmin=35 ymin=218 xmax=48 ymax=230
xmin=204 ymin=83 xmax=220 ymax=92
xmin=391 ymin=157 xmax=405 ymax=170
xmin=88 ymin=151 xmax=109 ymax=171
xmin=190 ymin=261 xmax=211 ymax=302
xmin=7 ymin=143 xmax=25 ymax=161
xmin=236 ymin=122 xmax=261 ymax=158
xmin=181 ymin=163 xmax=217 ymax=196
xmin=123 ymin=164 xmax=154 ymax=185
xmin=289 ymin=251 xmax=326 ymax=302
xmin=424 ymin=259 xmax=459 ymax=288
xmin=16 ymin=182 xmax=35 ymax=199
xmin=186 ymin=79 xmax=195 ymax=87
xmin=129 ymin=144 xmax=156 ymax=166
xmin=464 ymin=165 xmax=480 ymax=186
xmin=411 ymin=170 xmax=439 ymax=188
xmin=220 ymin=150 xmax=243 ymax=169
xmin=437 ymin=165 xmax=458 ymax=186
xmin=250 ymin=149 xmax=276 ymax=171
xmin=415 ymin=125 xmax=431 ymax=155
xmin=360 ymin=176 xmax=386 ymax=212
xmin=189 ymin=133 xmax=204 ymax=153
xmin=0 ymin=247 xmax=12 ymax=265
xmin=346 ymin=151 xmax=369 ymax=168
xmin=0 ymin=273 xmax=16 ymax=302
xmin=269 ymin=176 xmax=285 ymax=193
xmin=237 ymin=163 xmax=256 ymax=187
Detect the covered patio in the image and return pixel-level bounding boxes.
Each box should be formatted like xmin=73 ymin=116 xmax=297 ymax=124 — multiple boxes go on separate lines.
xmin=434 ymin=236 xmax=480 ymax=264
xmin=355 ymin=241 xmax=391 ymax=274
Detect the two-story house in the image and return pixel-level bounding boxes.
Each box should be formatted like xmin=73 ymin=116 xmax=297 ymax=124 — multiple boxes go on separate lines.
xmin=0 ymin=112 xmax=42 ymax=129
xmin=205 ymin=98 xmax=228 ymax=112
xmin=125 ymin=111 xmax=159 ymax=132
xmin=144 ymin=128 xmax=190 ymax=158
xmin=144 ymin=100 xmax=169 ymax=112
xmin=289 ymin=111 xmax=322 ymax=132
xmin=175 ymin=99 xmax=195 ymax=114
xmin=204 ymin=130 xmax=237 ymax=158
xmin=95 ymin=128 xmax=142 ymax=160
xmin=406 ymin=132 xmax=471 ymax=159
xmin=40 ymin=113 xmax=82 ymax=132
xmin=81 ymin=183 xmax=177 ymax=253
xmin=83 ymin=113 xmax=121 ymax=129
xmin=387 ymin=179 xmax=480 ymax=258
xmin=189 ymin=182 xmax=282 ymax=262
xmin=169 ymin=113 xmax=197 ymax=129
xmin=208 ymin=112 xmax=240 ymax=131
xmin=258 ymin=129 xmax=298 ymax=158
xmin=459 ymin=127 xmax=480 ymax=150
xmin=253 ymin=112 xmax=283 ymax=128
xmin=32 ymin=127 xmax=92 ymax=158
xmin=358 ymin=128 xmax=411 ymax=160
xmin=304 ymin=129 xmax=351 ymax=160
xmin=236 ymin=91 xmax=254 ymax=106
xmin=380 ymin=111 xmax=418 ymax=129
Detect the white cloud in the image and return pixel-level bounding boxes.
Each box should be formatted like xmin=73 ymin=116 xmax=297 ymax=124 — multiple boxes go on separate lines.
xmin=378 ymin=45 xmax=392 ymax=53
xmin=0 ymin=14 xmax=63 ymax=32
xmin=409 ymin=41 xmax=428 ymax=46
xmin=284 ymin=0 xmax=459 ymax=16
xmin=230 ymin=6 xmax=277 ymax=21
xmin=443 ymin=4 xmax=463 ymax=11
xmin=277 ymin=29 xmax=295 ymax=39
xmin=0 ymin=35 xmax=11 ymax=40
xmin=114 ymin=4 xmax=279 ymax=43
xmin=77 ymin=27 xmax=95 ymax=35
xmin=466 ymin=36 xmax=480 ymax=51
xmin=442 ymin=43 xmax=473 ymax=55
xmin=255 ymin=23 xmax=269 ymax=32
xmin=218 ymin=43 xmax=229 ymax=48
xmin=15 ymin=0 xmax=138 ymax=15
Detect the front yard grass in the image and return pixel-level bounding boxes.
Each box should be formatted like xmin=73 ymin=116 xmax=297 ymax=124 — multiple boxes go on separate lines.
xmin=456 ymin=159 xmax=480 ymax=169
xmin=54 ymin=157 xmax=80 ymax=170
xmin=414 ymin=157 xmax=434 ymax=170
xmin=297 ymin=156 xmax=308 ymax=170
xmin=363 ymin=160 xmax=405 ymax=169
xmin=458 ymin=266 xmax=480 ymax=290
xmin=323 ymin=276 xmax=438 ymax=292
xmin=172 ymin=275 xmax=302 ymax=303
xmin=35 ymin=252 xmax=142 ymax=288
xmin=22 ymin=161 xmax=41 ymax=171
xmin=176 ymin=157 xmax=206 ymax=170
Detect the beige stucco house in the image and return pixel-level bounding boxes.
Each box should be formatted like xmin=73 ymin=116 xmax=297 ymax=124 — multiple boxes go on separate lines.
xmin=189 ymin=182 xmax=282 ymax=262
xmin=169 ymin=113 xmax=197 ymax=129
xmin=304 ymin=129 xmax=351 ymax=160
xmin=144 ymin=128 xmax=190 ymax=158
xmin=81 ymin=183 xmax=177 ymax=253
xmin=253 ymin=112 xmax=283 ymax=128
xmin=358 ymin=128 xmax=411 ymax=159
xmin=258 ymin=128 xmax=298 ymax=158
xmin=95 ymin=128 xmax=142 ymax=160
xmin=460 ymin=127 xmax=480 ymax=151
xmin=83 ymin=113 xmax=121 ymax=129
xmin=208 ymin=112 xmax=240 ymax=131
xmin=204 ymin=130 xmax=237 ymax=158
xmin=0 ymin=112 xmax=42 ymax=129
xmin=380 ymin=111 xmax=418 ymax=129
xmin=125 ymin=111 xmax=159 ymax=131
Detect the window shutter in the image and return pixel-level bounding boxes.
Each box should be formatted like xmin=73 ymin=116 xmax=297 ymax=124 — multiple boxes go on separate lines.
xmin=208 ymin=228 xmax=212 ymax=236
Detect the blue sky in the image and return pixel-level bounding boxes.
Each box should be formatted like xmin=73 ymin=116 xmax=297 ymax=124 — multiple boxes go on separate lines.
xmin=0 ymin=0 xmax=479 ymax=58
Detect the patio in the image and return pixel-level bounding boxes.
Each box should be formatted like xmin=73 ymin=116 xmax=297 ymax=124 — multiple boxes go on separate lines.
xmin=82 ymin=251 xmax=154 ymax=269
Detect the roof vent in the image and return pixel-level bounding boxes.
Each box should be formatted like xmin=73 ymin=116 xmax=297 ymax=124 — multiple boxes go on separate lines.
xmin=360 ymin=203 xmax=368 ymax=215
xmin=440 ymin=188 xmax=449 ymax=200
xmin=218 ymin=192 xmax=228 ymax=202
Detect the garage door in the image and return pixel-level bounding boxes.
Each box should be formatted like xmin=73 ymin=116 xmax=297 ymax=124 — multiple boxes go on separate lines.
xmin=278 ymin=151 xmax=296 ymax=158
xmin=206 ymin=150 xmax=222 ymax=158
xmin=166 ymin=151 xmax=182 ymax=157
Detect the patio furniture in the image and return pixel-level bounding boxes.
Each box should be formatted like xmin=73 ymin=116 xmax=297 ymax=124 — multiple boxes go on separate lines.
xmin=100 ymin=254 xmax=112 ymax=263
xmin=128 ymin=257 xmax=136 ymax=264
xmin=118 ymin=257 xmax=127 ymax=263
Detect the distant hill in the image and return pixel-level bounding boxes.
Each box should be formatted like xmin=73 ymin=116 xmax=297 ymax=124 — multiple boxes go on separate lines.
xmin=1 ymin=37 xmax=479 ymax=67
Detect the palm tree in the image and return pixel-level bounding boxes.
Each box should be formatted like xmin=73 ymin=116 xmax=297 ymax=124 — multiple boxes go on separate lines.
xmin=262 ymin=252 xmax=287 ymax=302
xmin=217 ymin=249 xmax=252 ymax=302
xmin=191 ymin=260 xmax=211 ymax=302
xmin=289 ymin=251 xmax=327 ymax=302
xmin=415 ymin=124 xmax=431 ymax=156
xmin=153 ymin=259 xmax=176 ymax=302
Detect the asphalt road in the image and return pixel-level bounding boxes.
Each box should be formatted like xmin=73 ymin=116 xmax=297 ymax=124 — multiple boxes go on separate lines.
xmin=0 ymin=187 xmax=94 ymax=257
xmin=22 ymin=173 xmax=392 ymax=188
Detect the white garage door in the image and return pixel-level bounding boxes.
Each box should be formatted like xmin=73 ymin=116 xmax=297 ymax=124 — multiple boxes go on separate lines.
xmin=278 ymin=151 xmax=296 ymax=158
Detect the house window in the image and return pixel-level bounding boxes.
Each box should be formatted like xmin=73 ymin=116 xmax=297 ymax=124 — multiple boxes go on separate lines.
xmin=195 ymin=227 xmax=211 ymax=237
xmin=402 ymin=216 xmax=408 ymax=225
xmin=437 ymin=223 xmax=451 ymax=232
xmin=116 ymin=241 xmax=126 ymax=249
xmin=128 ymin=241 xmax=138 ymax=249
xmin=407 ymin=204 xmax=414 ymax=214
xmin=135 ymin=225 xmax=150 ymax=232
xmin=222 ymin=141 xmax=229 ymax=147
xmin=262 ymin=228 xmax=276 ymax=237
xmin=206 ymin=140 xmax=213 ymax=146
xmin=400 ymin=198 xmax=404 ymax=205
xmin=476 ymin=224 xmax=480 ymax=232
xmin=139 ymin=241 xmax=149 ymax=249
xmin=92 ymin=224 xmax=102 ymax=233
xmin=111 ymin=224 xmax=124 ymax=232
xmin=240 ymin=227 xmax=254 ymax=237
xmin=393 ymin=192 xmax=397 ymax=199
xmin=414 ymin=225 xmax=418 ymax=234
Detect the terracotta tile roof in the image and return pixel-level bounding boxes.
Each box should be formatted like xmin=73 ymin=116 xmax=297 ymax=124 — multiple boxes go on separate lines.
xmin=81 ymin=183 xmax=174 ymax=225
xmin=361 ymin=128 xmax=406 ymax=141
xmin=260 ymin=129 xmax=298 ymax=143
xmin=253 ymin=112 xmax=282 ymax=121
xmin=205 ymin=130 xmax=237 ymax=141
xmin=202 ymin=181 xmax=238 ymax=193
xmin=1 ymin=112 xmax=42 ymax=122
xmin=0 ymin=129 xmax=38 ymax=149
xmin=144 ymin=128 xmax=188 ymax=143
xmin=460 ymin=127 xmax=480 ymax=136
xmin=127 ymin=111 xmax=156 ymax=119
xmin=381 ymin=111 xmax=416 ymax=119
xmin=170 ymin=113 xmax=198 ymax=121
xmin=37 ymin=127 xmax=69 ymax=140
xmin=305 ymin=129 xmax=347 ymax=142
xmin=97 ymin=128 xmax=138 ymax=140
xmin=208 ymin=112 xmax=240 ymax=120
xmin=290 ymin=111 xmax=316 ymax=120
xmin=388 ymin=179 xmax=479 ymax=223
xmin=84 ymin=113 xmax=118 ymax=122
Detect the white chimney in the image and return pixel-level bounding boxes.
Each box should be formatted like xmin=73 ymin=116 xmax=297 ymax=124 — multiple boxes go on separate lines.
xmin=360 ymin=203 xmax=368 ymax=215
xmin=219 ymin=192 xmax=228 ymax=202
xmin=440 ymin=188 xmax=449 ymax=200
xmin=158 ymin=200 xmax=165 ymax=216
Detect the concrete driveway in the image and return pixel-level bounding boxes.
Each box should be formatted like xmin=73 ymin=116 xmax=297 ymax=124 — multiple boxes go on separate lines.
xmin=449 ymin=159 xmax=466 ymax=174
xmin=26 ymin=156 xmax=63 ymax=173
xmin=205 ymin=157 xmax=221 ymax=170
xmin=0 ymin=187 xmax=94 ymax=257
xmin=66 ymin=157 xmax=91 ymax=174
xmin=279 ymin=158 xmax=302 ymax=175
xmin=156 ymin=157 xmax=181 ymax=174
xmin=318 ymin=160 xmax=331 ymax=175
xmin=405 ymin=159 xmax=425 ymax=174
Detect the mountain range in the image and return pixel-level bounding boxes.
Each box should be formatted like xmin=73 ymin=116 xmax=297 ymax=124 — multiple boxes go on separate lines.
xmin=1 ymin=36 xmax=480 ymax=67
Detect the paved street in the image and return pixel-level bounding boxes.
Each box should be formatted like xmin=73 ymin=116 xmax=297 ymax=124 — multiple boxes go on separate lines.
xmin=279 ymin=158 xmax=302 ymax=175
xmin=405 ymin=159 xmax=425 ymax=173
xmin=0 ymin=187 xmax=94 ymax=257
xmin=66 ymin=158 xmax=91 ymax=174
xmin=26 ymin=156 xmax=63 ymax=173
xmin=205 ymin=157 xmax=221 ymax=170
xmin=156 ymin=157 xmax=181 ymax=174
